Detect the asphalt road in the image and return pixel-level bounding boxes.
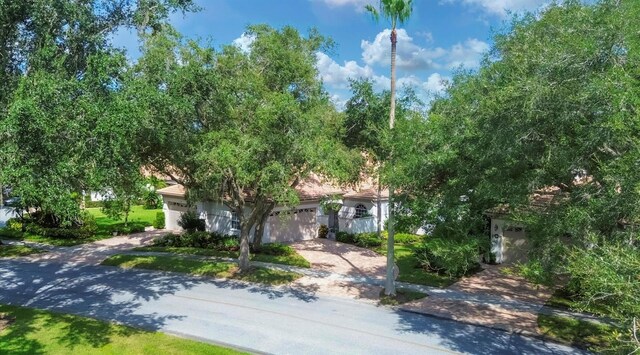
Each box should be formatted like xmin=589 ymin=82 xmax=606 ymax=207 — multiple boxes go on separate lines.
xmin=0 ymin=259 xmax=584 ymax=355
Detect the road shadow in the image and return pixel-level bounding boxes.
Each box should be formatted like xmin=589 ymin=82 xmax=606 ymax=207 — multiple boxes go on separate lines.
xmin=393 ymin=308 xmax=585 ymax=355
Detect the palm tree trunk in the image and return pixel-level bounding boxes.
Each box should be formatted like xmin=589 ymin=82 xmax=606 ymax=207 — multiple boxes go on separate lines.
xmin=377 ymin=173 xmax=382 ymax=238
xmin=385 ymin=28 xmax=398 ymax=296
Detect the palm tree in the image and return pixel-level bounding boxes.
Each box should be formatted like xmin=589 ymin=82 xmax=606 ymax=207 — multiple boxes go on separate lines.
xmin=365 ymin=0 xmax=413 ymax=296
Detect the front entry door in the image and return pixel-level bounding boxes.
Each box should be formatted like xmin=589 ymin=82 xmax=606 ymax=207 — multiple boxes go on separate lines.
xmin=328 ymin=210 xmax=339 ymax=239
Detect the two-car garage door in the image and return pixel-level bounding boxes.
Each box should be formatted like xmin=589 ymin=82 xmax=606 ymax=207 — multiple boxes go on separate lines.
xmin=266 ymin=208 xmax=317 ymax=243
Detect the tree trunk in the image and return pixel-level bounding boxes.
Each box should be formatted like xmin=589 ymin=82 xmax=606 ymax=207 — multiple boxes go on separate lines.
xmin=238 ymin=219 xmax=252 ymax=272
xmin=252 ymin=209 xmax=270 ymax=251
xmin=385 ymin=28 xmax=398 ymax=296
xmin=377 ymin=173 xmax=382 ymax=238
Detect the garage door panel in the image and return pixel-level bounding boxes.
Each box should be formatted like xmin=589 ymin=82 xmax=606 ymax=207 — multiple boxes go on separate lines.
xmin=267 ymin=209 xmax=316 ymax=242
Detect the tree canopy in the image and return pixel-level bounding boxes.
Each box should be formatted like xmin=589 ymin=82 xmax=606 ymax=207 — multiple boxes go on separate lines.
xmin=394 ymin=0 xmax=640 ymax=348
xmin=133 ymin=24 xmax=359 ymax=270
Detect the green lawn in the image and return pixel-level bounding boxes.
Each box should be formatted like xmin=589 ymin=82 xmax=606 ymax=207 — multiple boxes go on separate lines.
xmin=102 ymin=254 xmax=303 ymax=286
xmin=537 ymin=314 xmax=621 ymax=351
xmin=0 ymin=304 xmax=245 ymax=354
xmin=87 ymin=206 xmax=161 ymax=229
xmin=0 ymin=245 xmax=43 ymax=258
xmin=373 ymin=244 xmax=456 ymax=288
xmin=132 ymin=246 xmax=311 ymax=268
xmin=0 ymin=206 xmax=162 ymax=247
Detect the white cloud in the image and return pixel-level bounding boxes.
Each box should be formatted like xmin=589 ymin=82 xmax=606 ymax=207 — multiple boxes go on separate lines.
xmin=232 ymin=33 xmax=255 ymax=53
xmin=312 ymin=0 xmax=373 ymax=10
xmin=316 ymin=52 xmax=374 ymax=88
xmin=361 ymin=29 xmax=445 ymax=70
xmin=423 ymin=73 xmax=450 ymax=94
xmin=446 ymin=38 xmax=490 ymax=69
xmin=361 ymin=29 xmax=489 ymax=71
xmin=316 ymin=52 xmax=390 ymax=91
xmin=445 ymin=0 xmax=547 ymax=17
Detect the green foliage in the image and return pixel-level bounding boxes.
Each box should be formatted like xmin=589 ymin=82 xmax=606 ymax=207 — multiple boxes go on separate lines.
xmin=538 ymin=314 xmax=625 ymax=352
xmin=177 ymin=211 xmax=205 ymax=233
xmin=106 ymin=223 xmax=146 ymax=236
xmin=143 ymin=190 xmax=163 ymax=209
xmin=254 ymin=243 xmax=295 ymax=256
xmin=153 ymin=211 xmax=166 ymax=229
xmin=4 ymin=218 xmax=22 ymax=232
xmin=318 ymin=224 xmax=329 ymax=238
xmin=336 ymin=232 xmax=384 ymax=248
xmin=413 ymin=237 xmax=481 ymax=278
xmin=153 ymin=232 xmax=239 ymax=251
xmin=565 ymin=243 xmax=640 ymax=336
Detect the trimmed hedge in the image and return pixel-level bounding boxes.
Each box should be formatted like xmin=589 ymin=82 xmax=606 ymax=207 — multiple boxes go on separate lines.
xmin=153 ymin=211 xmax=165 ymax=229
xmin=413 ymin=237 xmax=481 ymax=278
xmin=106 ymin=222 xmax=146 ymax=236
xmin=336 ymin=232 xmax=384 ymax=248
xmin=153 ymin=232 xmax=240 ymax=251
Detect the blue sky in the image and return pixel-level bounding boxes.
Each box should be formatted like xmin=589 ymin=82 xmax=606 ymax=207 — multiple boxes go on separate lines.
xmin=112 ymin=0 xmax=547 ymax=107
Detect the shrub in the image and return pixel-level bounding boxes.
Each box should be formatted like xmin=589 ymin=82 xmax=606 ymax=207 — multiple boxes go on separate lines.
xmin=256 ymin=243 xmax=295 ymax=256
xmin=153 ymin=233 xmax=182 ymax=247
xmin=318 ymin=224 xmax=329 ymax=239
xmin=336 ymin=231 xmax=355 ymax=244
xmin=177 ymin=211 xmax=205 ymax=233
xmin=381 ymin=232 xmax=422 ymax=244
xmin=353 ymin=232 xmax=383 ymax=248
xmin=219 ymin=237 xmax=240 ymax=251
xmin=5 ymin=218 xmax=22 ymax=231
xmin=336 ymin=232 xmax=383 ymax=248
xmin=143 ymin=190 xmax=162 ymax=209
xmin=413 ymin=237 xmax=481 ymax=278
xmin=152 ymin=231 xmax=239 ymax=251
xmin=107 ymin=222 xmax=146 ymax=236
xmin=80 ymin=212 xmax=98 ymax=235
xmin=153 ymin=211 xmax=166 ymax=229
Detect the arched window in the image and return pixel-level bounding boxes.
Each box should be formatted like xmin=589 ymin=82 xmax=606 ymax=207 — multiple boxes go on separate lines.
xmin=354 ymin=204 xmax=368 ymax=218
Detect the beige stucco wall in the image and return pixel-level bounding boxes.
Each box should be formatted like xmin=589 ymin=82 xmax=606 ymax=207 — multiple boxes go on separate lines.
xmin=491 ymin=218 xmax=529 ymax=264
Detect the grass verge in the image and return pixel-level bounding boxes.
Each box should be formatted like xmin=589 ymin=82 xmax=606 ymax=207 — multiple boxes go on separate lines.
xmin=538 ymin=314 xmax=621 ymax=351
xmin=0 ymin=245 xmax=43 ymax=258
xmin=379 ymin=288 xmax=428 ymax=306
xmin=101 ymin=254 xmax=303 ymax=285
xmin=0 ymin=304 xmax=244 ymax=354
xmin=132 ymin=246 xmax=311 ymax=268
xmin=373 ymin=244 xmax=456 ymax=288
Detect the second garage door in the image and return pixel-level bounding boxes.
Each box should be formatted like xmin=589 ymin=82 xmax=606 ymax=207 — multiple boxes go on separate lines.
xmin=266 ymin=208 xmax=317 ymax=243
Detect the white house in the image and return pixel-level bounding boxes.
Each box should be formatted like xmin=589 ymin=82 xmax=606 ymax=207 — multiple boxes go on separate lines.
xmin=157 ymin=175 xmax=389 ymax=243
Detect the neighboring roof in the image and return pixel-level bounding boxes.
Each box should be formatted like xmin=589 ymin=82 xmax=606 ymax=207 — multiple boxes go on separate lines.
xmin=486 ymin=186 xmax=565 ymax=218
xmin=155 ymin=173 xmax=388 ymax=202
xmin=157 ymin=184 xmax=186 ymax=197
xmin=344 ymin=188 xmax=390 ymax=200
xmin=296 ymin=173 xmax=344 ymax=201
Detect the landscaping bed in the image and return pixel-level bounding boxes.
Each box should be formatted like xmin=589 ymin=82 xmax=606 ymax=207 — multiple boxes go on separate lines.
xmin=0 ymin=206 xmax=161 ymax=246
xmin=0 ymin=245 xmax=44 ymax=258
xmin=137 ymin=232 xmax=311 ymax=268
xmin=379 ymin=288 xmax=428 ymax=306
xmin=101 ymin=254 xmax=303 ymax=286
xmin=0 ymin=304 xmax=244 ymax=354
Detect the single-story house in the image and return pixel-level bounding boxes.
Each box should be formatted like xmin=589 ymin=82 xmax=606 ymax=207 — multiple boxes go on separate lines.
xmin=157 ymin=174 xmax=389 ymax=244
xmin=485 ymin=186 xmax=562 ymax=264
